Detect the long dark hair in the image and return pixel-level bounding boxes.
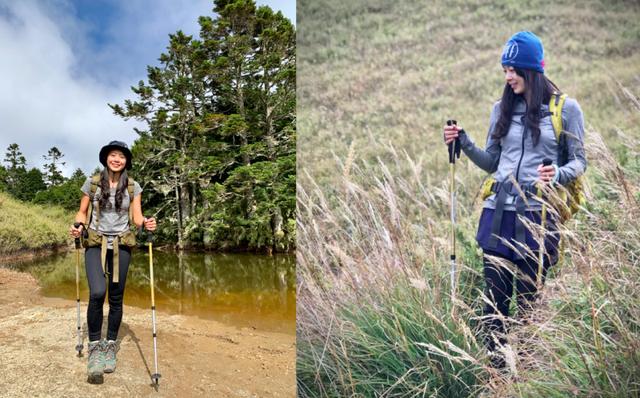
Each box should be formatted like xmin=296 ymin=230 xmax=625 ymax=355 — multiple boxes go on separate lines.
xmin=98 ymin=168 xmax=129 ymax=213
xmin=492 ymin=68 xmax=560 ymax=146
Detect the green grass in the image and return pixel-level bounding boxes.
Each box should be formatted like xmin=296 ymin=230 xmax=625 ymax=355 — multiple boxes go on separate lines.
xmin=0 ymin=192 xmax=73 ymax=255
xmin=297 ymin=126 xmax=640 ymax=397
xmin=297 ymin=0 xmax=640 ymax=396
xmin=298 ymin=0 xmax=640 ymax=190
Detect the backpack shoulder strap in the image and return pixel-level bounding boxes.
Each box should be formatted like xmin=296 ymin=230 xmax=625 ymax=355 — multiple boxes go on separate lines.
xmin=127 ymin=177 xmax=136 ymax=228
xmin=88 ymin=174 xmax=101 ymax=229
xmin=127 ymin=177 xmax=135 ymax=199
xmin=549 ymin=92 xmax=568 ymax=142
xmin=89 ymin=174 xmax=101 ymax=199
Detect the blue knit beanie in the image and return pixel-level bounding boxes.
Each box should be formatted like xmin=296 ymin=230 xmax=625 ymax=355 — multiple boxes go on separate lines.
xmin=501 ymin=31 xmax=545 ymax=73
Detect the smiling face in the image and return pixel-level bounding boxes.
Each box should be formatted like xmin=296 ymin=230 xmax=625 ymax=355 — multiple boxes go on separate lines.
xmin=106 ymin=150 xmax=127 ymax=172
xmin=503 ymin=66 xmax=526 ymax=94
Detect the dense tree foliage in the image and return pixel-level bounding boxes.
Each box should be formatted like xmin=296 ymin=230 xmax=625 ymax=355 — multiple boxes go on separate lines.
xmin=0 ymin=1 xmax=294 ymax=253
xmin=110 ymin=0 xmax=295 ymax=252
xmin=0 ymin=143 xmax=83 ymax=206
xmin=32 ymin=168 xmax=86 ymax=210
xmin=42 ymin=146 xmax=66 ymax=186
xmin=2 ymin=143 xmax=47 ymax=201
xmin=13 ymin=167 xmax=47 ymax=202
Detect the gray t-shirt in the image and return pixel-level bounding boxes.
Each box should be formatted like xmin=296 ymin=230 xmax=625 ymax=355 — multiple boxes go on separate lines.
xmin=81 ymin=177 xmax=142 ymax=236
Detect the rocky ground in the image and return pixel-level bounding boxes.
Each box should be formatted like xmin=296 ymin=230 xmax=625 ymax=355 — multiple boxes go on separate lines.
xmin=0 ymin=267 xmax=296 ymax=397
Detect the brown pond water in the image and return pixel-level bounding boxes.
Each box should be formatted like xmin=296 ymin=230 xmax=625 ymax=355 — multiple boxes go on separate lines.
xmin=7 ymin=250 xmax=295 ymax=334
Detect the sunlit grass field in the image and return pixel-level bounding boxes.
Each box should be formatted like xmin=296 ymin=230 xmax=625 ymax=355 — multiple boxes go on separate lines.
xmin=0 ymin=192 xmax=72 ymax=255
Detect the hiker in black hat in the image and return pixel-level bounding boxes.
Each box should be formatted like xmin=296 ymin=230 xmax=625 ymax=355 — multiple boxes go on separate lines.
xmin=443 ymin=31 xmax=587 ymax=368
xmin=69 ymin=140 xmax=157 ymax=383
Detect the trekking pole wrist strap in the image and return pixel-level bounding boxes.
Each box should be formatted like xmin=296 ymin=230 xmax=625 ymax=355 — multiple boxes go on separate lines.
xmin=551 ymin=165 xmax=560 ymax=184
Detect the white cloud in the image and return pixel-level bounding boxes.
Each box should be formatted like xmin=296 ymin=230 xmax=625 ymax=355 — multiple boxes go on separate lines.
xmin=0 ymin=0 xmax=294 ymax=177
xmin=0 ymin=1 xmax=140 ymax=176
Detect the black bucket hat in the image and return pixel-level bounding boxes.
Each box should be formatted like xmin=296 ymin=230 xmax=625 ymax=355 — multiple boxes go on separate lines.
xmin=99 ymin=140 xmax=133 ymax=170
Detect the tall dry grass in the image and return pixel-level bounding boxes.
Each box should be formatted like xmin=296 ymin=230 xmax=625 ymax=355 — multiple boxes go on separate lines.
xmin=297 ymin=115 xmax=640 ymax=396
xmin=297 ymin=1 xmax=640 ymax=395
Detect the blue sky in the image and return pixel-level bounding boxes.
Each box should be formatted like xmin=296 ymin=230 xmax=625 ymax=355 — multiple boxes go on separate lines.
xmin=0 ymin=0 xmax=295 ymax=176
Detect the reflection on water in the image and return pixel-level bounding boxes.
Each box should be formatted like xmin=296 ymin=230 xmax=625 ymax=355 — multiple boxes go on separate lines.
xmin=7 ymin=250 xmax=295 ymax=334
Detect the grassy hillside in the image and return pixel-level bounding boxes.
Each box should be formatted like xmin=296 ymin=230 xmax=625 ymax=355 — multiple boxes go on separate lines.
xmin=0 ymin=192 xmax=73 ymax=255
xmin=298 ymin=0 xmax=640 ymax=187
xmin=297 ymin=0 xmax=640 ymax=396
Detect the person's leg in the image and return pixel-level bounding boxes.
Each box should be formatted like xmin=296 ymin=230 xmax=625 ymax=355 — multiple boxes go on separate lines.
xmin=103 ymin=246 xmax=131 ymax=373
xmin=85 ymin=247 xmax=107 ymax=382
xmin=85 ymin=247 xmax=107 ymax=342
xmin=106 ymin=247 xmax=131 ymax=341
xmin=514 ymin=253 xmax=554 ymax=318
xmin=482 ymin=251 xmax=515 ymax=354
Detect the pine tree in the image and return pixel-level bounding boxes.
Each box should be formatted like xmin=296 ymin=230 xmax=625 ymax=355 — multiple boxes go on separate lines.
xmin=70 ymin=168 xmax=86 ymax=182
xmin=0 ymin=165 xmax=8 ymax=191
xmin=109 ymin=0 xmax=295 ymax=251
xmin=4 ymin=143 xmax=27 ymax=192
xmin=14 ymin=168 xmax=46 ymax=201
xmin=42 ymin=146 xmax=66 ymax=186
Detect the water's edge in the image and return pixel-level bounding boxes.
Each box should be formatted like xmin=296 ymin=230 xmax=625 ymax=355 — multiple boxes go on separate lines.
xmin=3 ymin=249 xmax=296 ymax=335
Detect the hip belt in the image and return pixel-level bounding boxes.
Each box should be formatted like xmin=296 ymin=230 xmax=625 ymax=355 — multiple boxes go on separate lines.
xmin=82 ymin=229 xmax=136 ymax=283
xmin=487 ymin=180 xmax=540 ymax=250
xmin=101 ymin=235 xmax=121 ymax=283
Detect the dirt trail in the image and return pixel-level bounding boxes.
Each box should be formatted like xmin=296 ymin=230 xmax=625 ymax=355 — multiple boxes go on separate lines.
xmin=0 ymin=268 xmax=296 ymax=397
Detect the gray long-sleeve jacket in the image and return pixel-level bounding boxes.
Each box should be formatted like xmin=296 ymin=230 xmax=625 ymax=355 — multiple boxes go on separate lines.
xmin=459 ymin=96 xmax=586 ymax=211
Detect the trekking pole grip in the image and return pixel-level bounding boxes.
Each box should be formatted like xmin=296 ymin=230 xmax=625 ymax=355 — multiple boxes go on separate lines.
xmin=73 ymin=222 xmax=83 ymax=249
xmin=144 ymin=217 xmax=154 ymax=243
xmin=447 ymin=119 xmax=461 ymax=164
xmin=447 ymin=120 xmax=455 ymax=163
xmin=543 ymin=158 xmax=553 ymax=186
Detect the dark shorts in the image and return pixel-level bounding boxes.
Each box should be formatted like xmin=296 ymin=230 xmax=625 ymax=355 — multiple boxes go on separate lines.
xmin=476 ymin=208 xmax=560 ymax=263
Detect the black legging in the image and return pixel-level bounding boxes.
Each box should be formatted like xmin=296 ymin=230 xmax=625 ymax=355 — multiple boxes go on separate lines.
xmin=85 ymin=246 xmax=131 ymax=342
xmin=482 ymin=249 xmax=555 ymax=352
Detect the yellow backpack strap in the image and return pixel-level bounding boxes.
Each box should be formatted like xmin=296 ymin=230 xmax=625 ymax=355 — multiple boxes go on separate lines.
xmin=549 ymin=92 xmax=568 ymax=141
xmin=480 ymin=177 xmax=496 ymax=200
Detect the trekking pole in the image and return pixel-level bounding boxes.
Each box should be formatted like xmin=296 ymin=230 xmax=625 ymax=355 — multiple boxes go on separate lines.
xmin=147 ymin=228 xmax=161 ymax=386
xmin=73 ymin=222 xmax=84 ymax=357
xmin=537 ymin=158 xmax=553 ymax=290
xmin=447 ymin=120 xmax=461 ymax=304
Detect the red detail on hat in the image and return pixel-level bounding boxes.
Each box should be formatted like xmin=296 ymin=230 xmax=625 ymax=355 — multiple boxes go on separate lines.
xmin=541 ymin=59 xmax=545 ymax=68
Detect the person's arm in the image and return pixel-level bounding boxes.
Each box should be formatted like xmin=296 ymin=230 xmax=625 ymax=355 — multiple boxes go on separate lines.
xmin=131 ymin=182 xmax=156 ymax=231
xmin=75 ymin=195 xmax=90 ymax=222
xmin=556 ymin=98 xmax=587 ymax=185
xmin=131 ymin=194 xmax=145 ymax=228
xmin=70 ymin=179 xmax=92 ymax=237
xmin=457 ymin=102 xmax=502 ymax=173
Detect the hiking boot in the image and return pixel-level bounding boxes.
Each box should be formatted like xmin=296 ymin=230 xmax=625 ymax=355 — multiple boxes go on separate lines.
xmin=87 ymin=340 xmax=105 ymax=384
xmin=103 ymin=340 xmax=119 ymax=373
xmin=489 ymin=351 xmax=506 ymax=370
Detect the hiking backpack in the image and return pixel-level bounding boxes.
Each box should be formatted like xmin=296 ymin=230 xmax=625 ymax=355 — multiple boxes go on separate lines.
xmin=480 ymin=93 xmax=586 ymax=221
xmin=88 ymin=174 xmax=137 ymax=226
